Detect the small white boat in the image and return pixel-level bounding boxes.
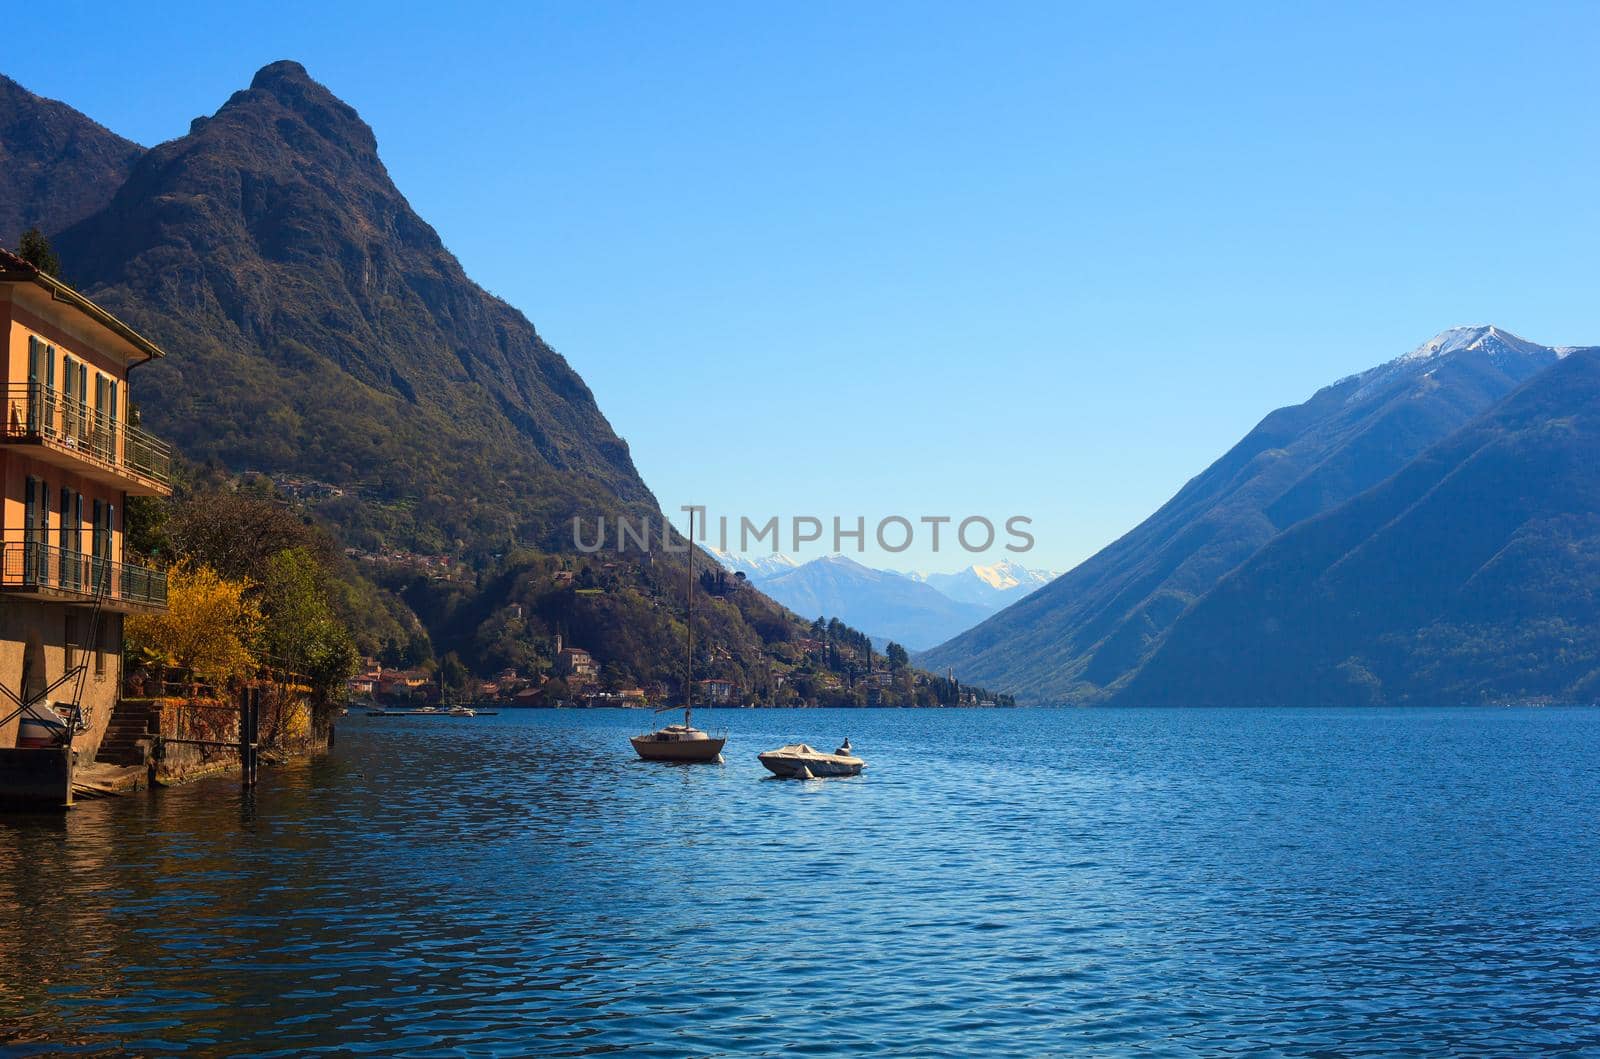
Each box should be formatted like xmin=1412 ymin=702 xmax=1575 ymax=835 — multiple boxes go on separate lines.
xmin=447 ymin=705 xmax=476 ymax=717
xmin=758 ymin=739 xmax=865 ymax=779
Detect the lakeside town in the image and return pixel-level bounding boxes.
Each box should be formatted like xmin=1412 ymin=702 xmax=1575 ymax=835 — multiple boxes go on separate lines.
xmin=350 ymin=629 xmax=1002 ymax=711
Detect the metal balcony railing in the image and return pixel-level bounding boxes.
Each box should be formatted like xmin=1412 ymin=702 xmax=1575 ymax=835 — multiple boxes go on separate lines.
xmin=1 ymin=383 xmax=172 ymax=488
xmin=0 ymin=541 xmax=168 ymax=608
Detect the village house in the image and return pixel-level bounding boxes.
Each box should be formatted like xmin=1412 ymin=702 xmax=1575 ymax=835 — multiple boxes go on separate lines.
xmin=0 ymin=248 xmax=173 ymax=801
xmin=375 ymin=668 xmax=432 ymax=701
xmin=552 ymin=635 xmax=597 ymax=685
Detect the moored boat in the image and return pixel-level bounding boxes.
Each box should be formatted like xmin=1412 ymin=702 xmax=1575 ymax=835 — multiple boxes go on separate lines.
xmin=631 ymin=535 xmax=727 ymax=764
xmin=758 ymin=739 xmax=865 ymax=778
xmin=630 ymin=723 xmax=727 ymax=763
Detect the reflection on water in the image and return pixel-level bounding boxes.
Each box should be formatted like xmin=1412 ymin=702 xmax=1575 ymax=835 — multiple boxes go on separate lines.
xmin=2 ymin=707 xmax=1598 ymax=1055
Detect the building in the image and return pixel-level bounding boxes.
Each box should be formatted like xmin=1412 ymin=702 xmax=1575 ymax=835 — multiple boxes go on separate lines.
xmin=554 ymin=646 xmax=597 ymax=685
xmin=376 ymin=669 xmax=432 ymax=700
xmin=0 ymin=247 xmax=173 ymax=795
xmin=696 ymin=678 xmax=736 ymax=705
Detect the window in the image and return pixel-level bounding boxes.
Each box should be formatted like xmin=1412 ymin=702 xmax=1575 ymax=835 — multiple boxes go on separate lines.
xmin=59 ymin=487 xmax=78 ymax=589
xmin=24 ymin=476 xmax=50 ymax=584
xmin=24 ymin=336 xmax=57 ymax=435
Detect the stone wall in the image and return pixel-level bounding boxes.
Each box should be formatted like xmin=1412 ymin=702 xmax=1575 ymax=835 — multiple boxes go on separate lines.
xmin=131 ymin=685 xmax=328 ymax=786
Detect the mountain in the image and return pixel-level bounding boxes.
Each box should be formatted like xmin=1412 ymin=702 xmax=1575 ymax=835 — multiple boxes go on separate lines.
xmin=1115 ymin=348 xmax=1600 ymax=706
xmin=0 ymin=74 xmax=142 ymax=241
xmin=921 ymin=326 xmax=1570 ymax=703
xmin=915 ymin=559 xmax=1060 ymax=610
xmin=708 ymin=548 xmax=802 ymax=580
xmin=3 ymin=62 xmax=1019 ymax=705
xmin=755 ymin=555 xmax=991 ymax=650
xmin=0 ymin=62 xmax=740 ymax=675
xmin=53 ymin=61 xmax=654 ymax=557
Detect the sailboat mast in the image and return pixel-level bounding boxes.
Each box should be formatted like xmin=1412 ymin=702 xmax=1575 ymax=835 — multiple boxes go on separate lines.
xmin=686 ymin=529 xmax=694 ymax=729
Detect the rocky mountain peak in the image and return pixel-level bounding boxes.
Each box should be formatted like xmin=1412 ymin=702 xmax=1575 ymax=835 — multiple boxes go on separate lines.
xmin=215 ymin=59 xmax=380 ymax=161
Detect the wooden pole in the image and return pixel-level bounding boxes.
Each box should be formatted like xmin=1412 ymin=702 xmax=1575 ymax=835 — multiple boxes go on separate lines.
xmin=240 ymin=685 xmax=259 ymax=789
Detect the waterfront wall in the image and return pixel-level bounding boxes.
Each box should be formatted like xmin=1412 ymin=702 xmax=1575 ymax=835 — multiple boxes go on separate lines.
xmin=130 ymin=686 xmax=328 ymax=785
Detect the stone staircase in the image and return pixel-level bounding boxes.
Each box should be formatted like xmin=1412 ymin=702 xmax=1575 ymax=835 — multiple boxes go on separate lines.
xmin=95 ymin=700 xmax=155 ymax=767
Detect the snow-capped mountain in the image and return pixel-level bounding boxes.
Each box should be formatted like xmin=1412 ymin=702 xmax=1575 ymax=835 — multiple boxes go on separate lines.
xmin=753 ymin=555 xmax=991 ymax=651
xmin=912 ymin=560 xmax=1061 ymax=610
xmin=1399 ymin=324 xmax=1555 ymax=364
xmin=707 ymin=547 xmax=801 ymax=580
xmin=1351 ymin=325 xmax=1569 ymax=402
xmin=708 ymin=549 xmax=1058 ymax=647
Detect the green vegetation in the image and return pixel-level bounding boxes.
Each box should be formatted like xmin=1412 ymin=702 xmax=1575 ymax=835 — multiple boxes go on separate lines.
xmin=17 ymin=226 xmax=58 ymax=275
xmin=125 ymin=468 xmax=382 ymax=706
xmin=380 ymin=545 xmax=1014 ymax=706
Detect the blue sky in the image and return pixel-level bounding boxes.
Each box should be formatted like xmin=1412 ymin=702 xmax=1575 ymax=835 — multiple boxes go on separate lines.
xmin=10 ymin=2 xmax=1600 ymax=571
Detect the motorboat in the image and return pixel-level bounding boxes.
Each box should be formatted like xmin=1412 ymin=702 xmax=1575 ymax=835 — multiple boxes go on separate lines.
xmin=447 ymin=705 xmax=476 ymax=717
xmin=758 ymin=738 xmax=865 ymax=779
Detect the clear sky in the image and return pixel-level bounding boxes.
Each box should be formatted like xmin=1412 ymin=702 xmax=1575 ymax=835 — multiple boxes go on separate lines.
xmin=9 ymin=2 xmax=1599 ymax=572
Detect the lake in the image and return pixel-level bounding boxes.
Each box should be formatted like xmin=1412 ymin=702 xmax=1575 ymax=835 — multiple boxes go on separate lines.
xmin=2 ymin=707 xmax=1598 ymax=1055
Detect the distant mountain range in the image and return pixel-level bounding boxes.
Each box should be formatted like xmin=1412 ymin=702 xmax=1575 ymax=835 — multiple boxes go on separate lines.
xmin=10 ymin=64 xmax=1590 ymax=708
xmin=710 ymin=550 xmax=1058 ymax=649
xmin=921 ymin=325 xmax=1590 ymax=704
xmin=911 ymin=560 xmax=1061 ymax=610
xmin=710 ymin=550 xmax=802 ymax=581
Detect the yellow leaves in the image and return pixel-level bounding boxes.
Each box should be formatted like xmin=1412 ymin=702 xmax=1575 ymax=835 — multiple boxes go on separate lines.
xmin=126 ymin=562 xmax=262 ymax=687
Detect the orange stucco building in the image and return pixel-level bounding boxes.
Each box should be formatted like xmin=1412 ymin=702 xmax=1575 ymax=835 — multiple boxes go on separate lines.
xmin=0 ymin=247 xmax=171 ymax=769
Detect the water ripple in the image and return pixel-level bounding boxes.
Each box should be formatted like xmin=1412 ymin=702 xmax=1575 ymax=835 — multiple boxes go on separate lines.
xmin=2 ymin=707 xmax=1598 ymax=1055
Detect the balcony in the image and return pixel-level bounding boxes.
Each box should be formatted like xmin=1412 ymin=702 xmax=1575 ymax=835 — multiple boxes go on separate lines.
xmin=1 ymin=384 xmax=172 ymax=495
xmin=0 ymin=541 xmax=168 ymax=612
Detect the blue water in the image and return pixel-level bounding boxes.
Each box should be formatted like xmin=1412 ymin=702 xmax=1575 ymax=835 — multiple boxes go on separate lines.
xmin=2 ymin=707 xmax=1598 ymax=1055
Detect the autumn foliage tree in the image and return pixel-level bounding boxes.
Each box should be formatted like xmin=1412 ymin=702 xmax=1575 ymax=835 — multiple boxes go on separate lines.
xmin=125 ymin=563 xmax=261 ymax=690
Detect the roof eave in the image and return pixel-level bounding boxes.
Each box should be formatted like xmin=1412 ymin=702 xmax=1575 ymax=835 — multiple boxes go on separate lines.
xmin=0 ymin=257 xmax=168 ymax=367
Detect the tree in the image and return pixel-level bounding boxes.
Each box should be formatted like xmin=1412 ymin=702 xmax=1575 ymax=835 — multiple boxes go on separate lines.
xmin=438 ymin=652 xmax=470 ymax=693
xmin=161 ymin=490 xmax=326 ymax=578
xmin=402 ymin=631 xmax=433 ymax=668
xmin=126 ymin=563 xmax=261 ymax=689
xmin=378 ymin=638 xmax=404 ymax=668
xmin=17 ymin=227 xmax=59 ymax=276
xmin=886 ymin=642 xmax=910 ymax=674
xmin=256 ymin=547 xmax=358 ymax=701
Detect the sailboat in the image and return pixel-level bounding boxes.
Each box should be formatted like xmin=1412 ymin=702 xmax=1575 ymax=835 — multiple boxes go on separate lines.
xmin=631 ymin=543 xmax=726 ymax=763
